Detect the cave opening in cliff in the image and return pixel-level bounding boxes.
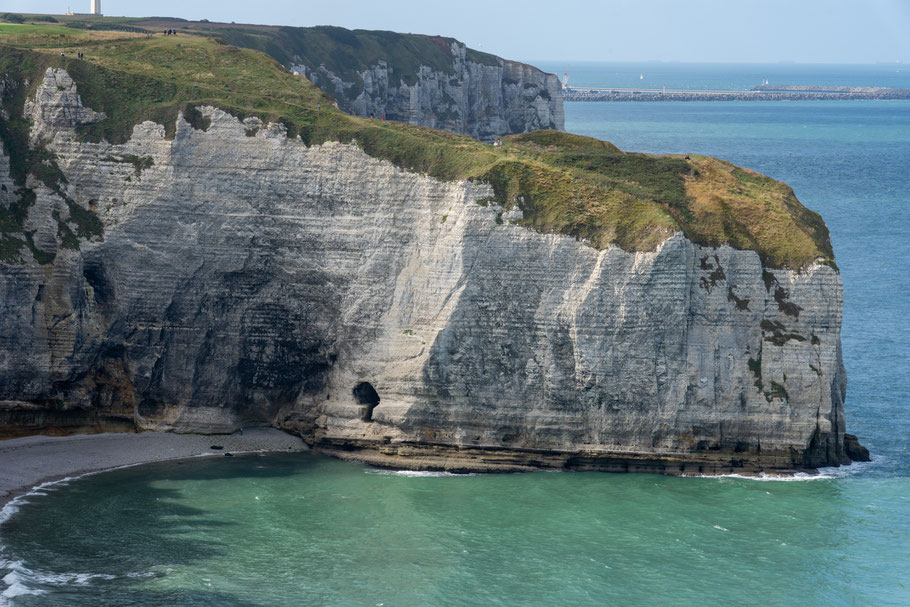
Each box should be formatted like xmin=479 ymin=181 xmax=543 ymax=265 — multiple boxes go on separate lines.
xmin=354 ymin=382 xmax=380 ymax=422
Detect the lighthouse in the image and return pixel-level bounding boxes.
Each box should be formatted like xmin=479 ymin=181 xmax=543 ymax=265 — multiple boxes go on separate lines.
xmin=90 ymin=0 xmax=101 ymax=15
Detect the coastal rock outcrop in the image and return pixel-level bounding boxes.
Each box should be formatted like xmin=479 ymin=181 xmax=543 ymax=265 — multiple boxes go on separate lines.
xmin=0 ymin=68 xmax=859 ymax=473
xmin=154 ymin=21 xmax=565 ymax=142
xmin=289 ymin=41 xmax=563 ymax=143
xmin=24 ymin=68 xmax=106 ymax=144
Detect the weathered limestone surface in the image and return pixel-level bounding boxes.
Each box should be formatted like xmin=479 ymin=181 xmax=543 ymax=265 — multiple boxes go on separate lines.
xmin=291 ymin=42 xmax=564 ymax=143
xmin=0 ymin=70 xmax=855 ymax=472
xmin=24 ymin=68 xmax=106 ymax=144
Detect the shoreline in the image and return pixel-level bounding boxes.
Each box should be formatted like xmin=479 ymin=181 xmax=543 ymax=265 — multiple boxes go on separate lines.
xmin=0 ymin=429 xmax=308 ymax=509
xmin=0 ymin=430 xmax=869 ymax=513
xmin=312 ymin=441 xmax=834 ymax=478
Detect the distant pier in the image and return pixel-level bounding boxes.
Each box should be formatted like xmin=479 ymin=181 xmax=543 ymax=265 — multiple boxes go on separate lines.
xmin=564 ymin=84 xmax=910 ymax=102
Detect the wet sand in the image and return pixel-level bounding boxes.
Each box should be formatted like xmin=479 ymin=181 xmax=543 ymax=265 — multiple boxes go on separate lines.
xmin=0 ymin=429 xmax=307 ymax=507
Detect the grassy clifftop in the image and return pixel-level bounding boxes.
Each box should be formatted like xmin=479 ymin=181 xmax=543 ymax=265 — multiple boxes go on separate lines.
xmin=4 ymin=15 xmax=506 ymax=102
xmin=0 ymin=22 xmax=834 ymax=269
xmin=188 ymin=25 xmax=503 ymax=95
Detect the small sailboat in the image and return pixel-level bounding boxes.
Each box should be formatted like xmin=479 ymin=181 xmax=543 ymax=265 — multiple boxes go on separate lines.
xmin=640 ymin=74 xmax=644 ymax=80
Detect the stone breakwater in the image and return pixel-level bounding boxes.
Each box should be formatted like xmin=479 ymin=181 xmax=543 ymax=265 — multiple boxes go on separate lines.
xmin=291 ymin=41 xmax=564 ymax=143
xmin=0 ymin=69 xmax=865 ymax=474
xmin=565 ymin=87 xmax=910 ymax=102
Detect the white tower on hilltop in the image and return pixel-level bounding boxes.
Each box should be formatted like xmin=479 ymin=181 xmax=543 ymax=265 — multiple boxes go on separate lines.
xmin=90 ymin=0 xmax=101 ymax=15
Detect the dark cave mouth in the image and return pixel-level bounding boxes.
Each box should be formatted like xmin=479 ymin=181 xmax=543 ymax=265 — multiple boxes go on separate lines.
xmin=353 ymin=382 xmax=380 ymax=422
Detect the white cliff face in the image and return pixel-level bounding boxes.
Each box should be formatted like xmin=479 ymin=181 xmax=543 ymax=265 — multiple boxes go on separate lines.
xmin=24 ymin=68 xmax=106 ymax=145
xmin=0 ymin=70 xmax=851 ymax=471
xmin=292 ymin=42 xmax=564 ymax=143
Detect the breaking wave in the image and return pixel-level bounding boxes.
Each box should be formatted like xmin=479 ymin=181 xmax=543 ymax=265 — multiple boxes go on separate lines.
xmin=0 ymin=557 xmax=156 ymax=606
xmin=364 ymin=468 xmax=475 ymax=477
xmin=685 ymin=455 xmax=883 ymax=482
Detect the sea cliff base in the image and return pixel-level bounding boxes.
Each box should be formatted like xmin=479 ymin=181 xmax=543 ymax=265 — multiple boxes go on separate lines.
xmin=313 ymin=436 xmax=869 ymax=476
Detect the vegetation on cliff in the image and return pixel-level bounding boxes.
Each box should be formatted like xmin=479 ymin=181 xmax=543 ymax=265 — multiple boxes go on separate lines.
xmin=4 ymin=15 xmax=504 ymax=101
xmin=0 ymin=20 xmax=834 ymax=268
xmin=190 ymin=25 xmax=502 ymax=98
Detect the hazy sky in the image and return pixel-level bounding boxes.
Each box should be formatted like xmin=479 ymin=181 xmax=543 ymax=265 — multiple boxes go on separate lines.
xmin=8 ymin=0 xmax=910 ymax=64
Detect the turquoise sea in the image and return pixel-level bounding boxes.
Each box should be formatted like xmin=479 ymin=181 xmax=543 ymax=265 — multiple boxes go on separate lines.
xmin=2 ymin=64 xmax=909 ymax=606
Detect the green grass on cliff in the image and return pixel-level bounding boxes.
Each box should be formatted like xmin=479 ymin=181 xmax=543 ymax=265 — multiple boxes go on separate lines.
xmin=0 ymin=22 xmax=835 ymax=269
xmin=1 ymin=17 xmax=504 ymax=100
xmin=201 ymin=25 xmax=501 ymax=96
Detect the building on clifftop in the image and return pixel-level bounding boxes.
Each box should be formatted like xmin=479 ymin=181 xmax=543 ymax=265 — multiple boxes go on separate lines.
xmin=67 ymin=0 xmax=102 ymax=16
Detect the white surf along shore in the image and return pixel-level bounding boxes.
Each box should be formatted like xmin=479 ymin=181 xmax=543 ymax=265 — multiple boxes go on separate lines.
xmin=0 ymin=428 xmax=877 ymax=517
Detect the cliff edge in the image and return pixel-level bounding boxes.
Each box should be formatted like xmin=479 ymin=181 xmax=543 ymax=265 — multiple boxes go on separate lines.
xmin=109 ymin=19 xmax=565 ymax=143
xmin=0 ymin=27 xmax=866 ymax=473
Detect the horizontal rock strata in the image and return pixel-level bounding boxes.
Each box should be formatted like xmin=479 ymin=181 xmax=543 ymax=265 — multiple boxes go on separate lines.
xmin=0 ymin=69 xmax=859 ymax=472
xmin=291 ymin=41 xmax=564 ymax=142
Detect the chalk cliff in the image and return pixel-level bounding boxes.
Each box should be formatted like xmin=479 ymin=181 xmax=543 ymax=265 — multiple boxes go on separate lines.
xmin=0 ymin=61 xmax=867 ymax=473
xmin=290 ymin=40 xmax=564 ymax=143
xmin=153 ymin=23 xmax=565 ymax=142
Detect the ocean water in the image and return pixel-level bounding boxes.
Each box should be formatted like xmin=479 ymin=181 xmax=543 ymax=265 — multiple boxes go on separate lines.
xmin=534 ymin=61 xmax=910 ymax=91
xmin=2 ymin=64 xmax=909 ymax=606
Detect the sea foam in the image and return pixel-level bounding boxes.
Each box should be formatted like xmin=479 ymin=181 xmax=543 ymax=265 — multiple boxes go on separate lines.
xmin=683 ymin=455 xmax=882 ymax=482
xmin=0 ymin=557 xmax=126 ymax=606
xmin=365 ymin=468 xmax=475 ymax=477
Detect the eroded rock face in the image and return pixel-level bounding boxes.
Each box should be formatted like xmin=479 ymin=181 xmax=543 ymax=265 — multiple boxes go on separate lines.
xmin=24 ymin=68 xmax=106 ymax=145
xmin=291 ymin=42 xmax=564 ymax=143
xmin=0 ymin=71 xmax=855 ymax=472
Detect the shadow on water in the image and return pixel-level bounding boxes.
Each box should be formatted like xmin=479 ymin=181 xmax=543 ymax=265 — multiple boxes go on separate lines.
xmin=0 ymin=453 xmax=315 ymax=604
xmin=2 ymin=451 xmax=907 ymax=606
xmin=13 ymin=588 xmax=267 ymax=607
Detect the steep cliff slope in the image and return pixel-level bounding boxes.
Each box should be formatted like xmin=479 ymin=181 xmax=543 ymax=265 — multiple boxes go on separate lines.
xmin=3 ymin=15 xmax=565 ymax=142
xmin=0 ymin=27 xmax=866 ymax=473
xmin=212 ymin=25 xmax=564 ymax=142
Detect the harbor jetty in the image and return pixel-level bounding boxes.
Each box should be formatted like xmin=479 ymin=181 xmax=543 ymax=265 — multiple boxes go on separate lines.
xmin=564 ymin=84 xmax=910 ymax=102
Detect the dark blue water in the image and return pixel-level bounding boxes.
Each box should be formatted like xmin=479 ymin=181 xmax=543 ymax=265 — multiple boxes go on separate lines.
xmin=563 ymin=98 xmax=910 ymax=477
xmin=1 ymin=64 xmax=908 ymax=607
xmin=534 ymin=61 xmax=910 ymax=91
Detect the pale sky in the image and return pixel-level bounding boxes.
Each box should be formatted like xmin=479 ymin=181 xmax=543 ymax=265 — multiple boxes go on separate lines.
xmin=7 ymin=0 xmax=910 ymax=64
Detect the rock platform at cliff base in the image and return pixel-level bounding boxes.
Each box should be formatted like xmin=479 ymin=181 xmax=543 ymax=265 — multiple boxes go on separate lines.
xmin=1 ymin=426 xmax=869 ymax=512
